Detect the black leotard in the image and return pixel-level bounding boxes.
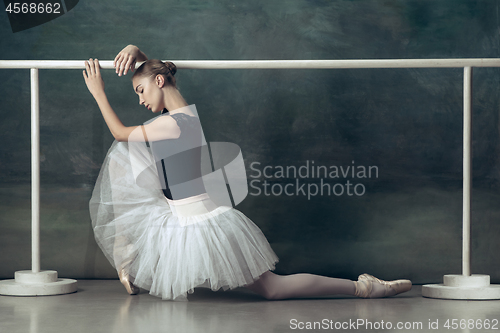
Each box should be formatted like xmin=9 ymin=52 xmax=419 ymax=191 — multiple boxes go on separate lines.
xmin=149 ymin=109 xmax=207 ymax=200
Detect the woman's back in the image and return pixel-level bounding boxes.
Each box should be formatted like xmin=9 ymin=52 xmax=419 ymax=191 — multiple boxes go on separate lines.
xmin=149 ymin=108 xmax=206 ymax=200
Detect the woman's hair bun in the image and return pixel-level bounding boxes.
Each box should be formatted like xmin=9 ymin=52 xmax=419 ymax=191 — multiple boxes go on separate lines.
xmin=164 ymin=61 xmax=177 ymax=76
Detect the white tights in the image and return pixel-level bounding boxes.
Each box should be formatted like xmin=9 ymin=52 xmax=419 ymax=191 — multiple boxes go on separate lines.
xmin=245 ymin=271 xmax=357 ymax=300
xmin=245 ymin=271 xmax=393 ymax=300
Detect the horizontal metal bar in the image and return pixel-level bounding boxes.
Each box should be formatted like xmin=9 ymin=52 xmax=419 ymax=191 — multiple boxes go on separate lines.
xmin=1 ymin=58 xmax=500 ymax=69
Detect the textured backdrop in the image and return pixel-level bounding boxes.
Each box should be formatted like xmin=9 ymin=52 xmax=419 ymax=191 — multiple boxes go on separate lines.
xmin=0 ymin=0 xmax=499 ymax=283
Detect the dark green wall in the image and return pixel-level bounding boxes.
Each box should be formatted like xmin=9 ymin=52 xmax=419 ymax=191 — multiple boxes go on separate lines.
xmin=1 ymin=0 xmax=499 ymax=283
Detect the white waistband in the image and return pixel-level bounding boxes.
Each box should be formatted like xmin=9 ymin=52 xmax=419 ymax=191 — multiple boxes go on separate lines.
xmin=165 ymin=193 xmax=210 ymax=206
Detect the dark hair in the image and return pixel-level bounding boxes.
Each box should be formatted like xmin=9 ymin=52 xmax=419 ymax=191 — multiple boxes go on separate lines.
xmin=132 ymin=59 xmax=177 ymax=87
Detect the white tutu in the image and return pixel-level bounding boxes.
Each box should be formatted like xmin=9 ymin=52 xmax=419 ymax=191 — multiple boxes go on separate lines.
xmin=89 ymin=140 xmax=279 ymax=301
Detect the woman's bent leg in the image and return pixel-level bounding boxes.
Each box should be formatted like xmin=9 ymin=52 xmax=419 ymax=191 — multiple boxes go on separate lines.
xmin=245 ymin=271 xmax=356 ymax=300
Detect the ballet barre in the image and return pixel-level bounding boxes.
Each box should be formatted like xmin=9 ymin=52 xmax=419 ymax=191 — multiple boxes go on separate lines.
xmin=1 ymin=58 xmax=500 ymax=69
xmin=0 ymin=58 xmax=500 ymax=299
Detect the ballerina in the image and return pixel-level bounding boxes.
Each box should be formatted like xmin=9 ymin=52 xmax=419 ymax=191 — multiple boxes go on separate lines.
xmin=83 ymin=44 xmax=412 ymax=301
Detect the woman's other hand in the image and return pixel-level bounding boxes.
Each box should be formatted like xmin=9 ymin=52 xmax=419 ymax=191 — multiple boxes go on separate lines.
xmin=83 ymin=58 xmax=105 ymax=98
xmin=113 ymin=44 xmax=148 ymax=76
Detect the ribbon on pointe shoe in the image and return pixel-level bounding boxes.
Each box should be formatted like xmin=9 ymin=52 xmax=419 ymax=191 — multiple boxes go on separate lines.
xmin=354 ymin=279 xmax=373 ymax=298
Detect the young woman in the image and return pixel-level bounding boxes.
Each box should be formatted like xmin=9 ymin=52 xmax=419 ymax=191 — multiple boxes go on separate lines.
xmin=83 ymin=45 xmax=412 ymax=301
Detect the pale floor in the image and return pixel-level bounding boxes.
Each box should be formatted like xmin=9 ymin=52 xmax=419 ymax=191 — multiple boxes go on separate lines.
xmin=1 ymin=281 xmax=499 ymax=333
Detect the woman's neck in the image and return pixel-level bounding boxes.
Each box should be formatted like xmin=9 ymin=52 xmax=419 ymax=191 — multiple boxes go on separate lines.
xmin=162 ymin=86 xmax=188 ymax=113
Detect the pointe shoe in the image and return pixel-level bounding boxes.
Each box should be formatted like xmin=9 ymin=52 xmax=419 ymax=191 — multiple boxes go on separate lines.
xmin=118 ymin=269 xmax=140 ymax=295
xmin=357 ymin=273 xmax=412 ymax=298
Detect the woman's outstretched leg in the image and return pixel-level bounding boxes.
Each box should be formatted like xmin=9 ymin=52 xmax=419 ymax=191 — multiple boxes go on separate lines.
xmin=245 ymin=271 xmax=411 ymax=300
xmin=245 ymin=271 xmax=355 ymax=300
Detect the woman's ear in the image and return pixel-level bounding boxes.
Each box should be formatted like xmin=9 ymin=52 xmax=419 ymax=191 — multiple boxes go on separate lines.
xmin=155 ymin=74 xmax=165 ymax=88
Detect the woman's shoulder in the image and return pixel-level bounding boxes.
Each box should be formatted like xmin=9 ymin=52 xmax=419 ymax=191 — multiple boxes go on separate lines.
xmin=144 ymin=111 xmax=197 ymax=125
xmin=168 ymin=112 xmax=201 ymax=129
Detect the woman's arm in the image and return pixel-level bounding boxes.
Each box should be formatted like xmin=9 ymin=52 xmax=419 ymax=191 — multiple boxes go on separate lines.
xmin=83 ymin=58 xmax=180 ymax=142
xmin=113 ymin=45 xmax=148 ymax=76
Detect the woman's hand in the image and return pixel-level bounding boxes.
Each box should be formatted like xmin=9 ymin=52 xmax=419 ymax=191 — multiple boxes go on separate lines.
xmin=113 ymin=44 xmax=148 ymax=76
xmin=83 ymin=58 xmax=105 ymax=98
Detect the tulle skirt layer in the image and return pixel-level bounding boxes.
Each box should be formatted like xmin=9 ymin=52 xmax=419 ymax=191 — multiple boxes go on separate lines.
xmin=89 ymin=140 xmax=279 ymax=301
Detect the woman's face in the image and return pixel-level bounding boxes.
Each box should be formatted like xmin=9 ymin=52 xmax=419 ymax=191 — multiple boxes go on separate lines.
xmin=132 ymin=75 xmax=164 ymax=113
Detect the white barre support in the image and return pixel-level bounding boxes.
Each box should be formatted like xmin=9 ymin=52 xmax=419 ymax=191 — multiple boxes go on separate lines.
xmin=0 ymin=59 xmax=499 ymax=299
xmin=31 ymin=68 xmax=40 ymax=274
xmin=421 ymin=67 xmax=500 ymax=299
xmin=463 ymin=66 xmax=472 ymax=277
xmin=0 ymin=68 xmax=77 ymax=296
